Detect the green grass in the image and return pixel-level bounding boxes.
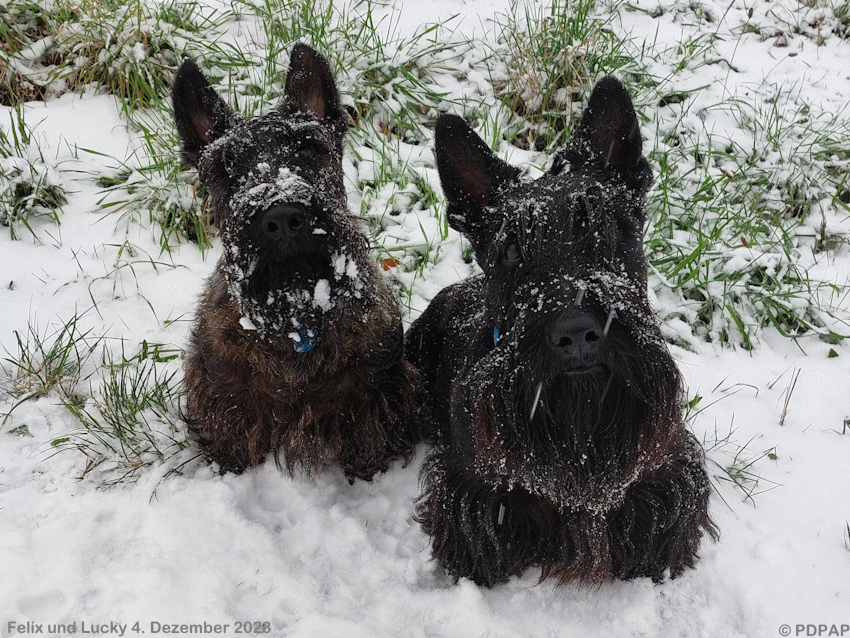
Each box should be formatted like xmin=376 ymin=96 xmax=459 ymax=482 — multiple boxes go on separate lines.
xmin=708 ymin=431 xmax=780 ymax=505
xmin=491 ymin=0 xmax=641 ymax=151
xmin=0 ymin=311 xmax=192 ymax=487
xmin=0 ymin=0 xmax=56 ymax=104
xmin=93 ymin=110 xmax=213 ymax=253
xmin=0 ymin=106 xmax=66 ymax=240
xmin=835 ymin=1 xmax=850 ymax=40
xmin=645 ymin=86 xmax=850 ymax=347
xmin=0 ymin=159 xmax=65 ymax=239
xmin=0 ymin=0 xmax=226 ymax=110
xmin=3 ymin=0 xmax=844 ymax=336
xmin=1 ymin=313 xmax=100 ymax=425
xmin=683 ymin=375 xmax=784 ymax=504
xmin=53 ymin=341 xmax=192 ymax=487
xmin=689 ymin=398 xmax=781 ymax=504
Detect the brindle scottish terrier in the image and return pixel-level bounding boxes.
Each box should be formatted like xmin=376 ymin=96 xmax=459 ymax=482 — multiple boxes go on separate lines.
xmin=407 ymin=77 xmax=717 ymax=586
xmin=173 ymin=44 xmax=419 ymax=480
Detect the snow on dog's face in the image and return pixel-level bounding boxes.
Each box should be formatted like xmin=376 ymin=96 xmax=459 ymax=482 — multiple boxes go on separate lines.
xmin=173 ymin=44 xmax=374 ymax=344
xmin=202 ymin=113 xmax=367 ymax=343
xmin=434 ymin=78 xmax=681 ymax=509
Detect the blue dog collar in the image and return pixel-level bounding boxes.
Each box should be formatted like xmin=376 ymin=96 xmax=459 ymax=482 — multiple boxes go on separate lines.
xmin=493 ymin=326 xmax=499 ymax=346
xmin=293 ymin=328 xmax=316 ymax=353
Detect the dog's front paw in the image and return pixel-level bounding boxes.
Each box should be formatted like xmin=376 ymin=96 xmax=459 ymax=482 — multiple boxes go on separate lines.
xmin=414 ymin=449 xmax=553 ymax=587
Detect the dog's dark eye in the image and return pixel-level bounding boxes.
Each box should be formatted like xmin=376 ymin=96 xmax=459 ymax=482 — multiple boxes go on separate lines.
xmin=503 ymin=242 xmax=522 ymax=266
xmin=295 ymin=145 xmax=317 ymax=160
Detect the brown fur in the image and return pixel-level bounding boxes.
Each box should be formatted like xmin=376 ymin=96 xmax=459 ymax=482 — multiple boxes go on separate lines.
xmin=174 ymin=45 xmax=420 ymax=479
xmin=185 ymin=257 xmax=420 ymax=478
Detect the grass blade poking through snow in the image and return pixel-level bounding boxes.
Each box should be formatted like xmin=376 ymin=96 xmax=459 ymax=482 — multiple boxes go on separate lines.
xmin=53 ymin=341 xmax=195 ymax=487
xmin=1 ymin=314 xmax=100 ymax=425
xmin=646 ymin=88 xmax=850 ymax=348
xmin=0 ymin=106 xmax=66 ymax=241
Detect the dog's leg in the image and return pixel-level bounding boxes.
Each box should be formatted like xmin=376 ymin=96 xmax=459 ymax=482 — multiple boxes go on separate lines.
xmin=415 ymin=445 xmax=562 ymax=587
xmin=335 ymin=358 xmax=421 ymax=483
xmin=185 ymin=323 xmax=264 ymax=474
xmin=405 ymin=283 xmax=471 ymax=443
xmin=608 ymin=429 xmax=718 ymax=581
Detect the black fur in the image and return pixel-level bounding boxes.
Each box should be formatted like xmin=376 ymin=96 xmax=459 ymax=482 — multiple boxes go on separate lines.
xmin=407 ymin=77 xmax=717 ymax=586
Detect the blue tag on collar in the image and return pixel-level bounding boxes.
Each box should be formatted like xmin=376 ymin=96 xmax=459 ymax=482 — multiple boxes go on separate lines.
xmin=493 ymin=326 xmax=500 ymax=346
xmin=293 ymin=328 xmax=316 ymax=353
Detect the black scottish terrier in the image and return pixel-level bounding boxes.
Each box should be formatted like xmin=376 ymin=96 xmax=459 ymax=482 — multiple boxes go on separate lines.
xmin=173 ymin=44 xmax=420 ymax=480
xmin=407 ymin=77 xmax=717 ymax=586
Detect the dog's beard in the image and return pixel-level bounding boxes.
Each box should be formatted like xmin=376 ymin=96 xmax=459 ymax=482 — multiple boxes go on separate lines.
xmin=222 ymin=231 xmax=373 ymax=342
xmin=466 ymin=312 xmax=682 ymax=514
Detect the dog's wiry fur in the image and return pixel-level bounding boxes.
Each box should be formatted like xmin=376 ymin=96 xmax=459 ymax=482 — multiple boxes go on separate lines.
xmin=407 ymin=77 xmax=717 ymax=587
xmin=173 ymin=44 xmax=419 ymax=480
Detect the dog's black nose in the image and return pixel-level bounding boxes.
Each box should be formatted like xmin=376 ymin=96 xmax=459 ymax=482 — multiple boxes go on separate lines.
xmin=261 ymin=204 xmax=306 ymax=241
xmin=549 ymin=312 xmax=603 ymax=357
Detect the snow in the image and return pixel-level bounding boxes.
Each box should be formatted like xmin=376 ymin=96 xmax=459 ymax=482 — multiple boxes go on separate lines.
xmin=312 ymin=279 xmax=332 ymax=313
xmin=2 ymin=0 xmax=850 ymax=636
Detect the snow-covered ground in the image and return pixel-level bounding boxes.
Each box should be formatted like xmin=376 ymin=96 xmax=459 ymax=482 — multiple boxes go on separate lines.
xmin=1 ymin=0 xmax=849 ymax=636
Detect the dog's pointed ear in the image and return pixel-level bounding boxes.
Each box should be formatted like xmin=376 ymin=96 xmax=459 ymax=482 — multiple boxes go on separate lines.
xmin=577 ymin=76 xmax=643 ymax=170
xmin=281 ymin=43 xmax=347 ymax=126
xmin=552 ymin=77 xmax=652 ymax=191
xmin=435 ymin=114 xmax=521 ymax=240
xmin=172 ymin=59 xmax=240 ymax=168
